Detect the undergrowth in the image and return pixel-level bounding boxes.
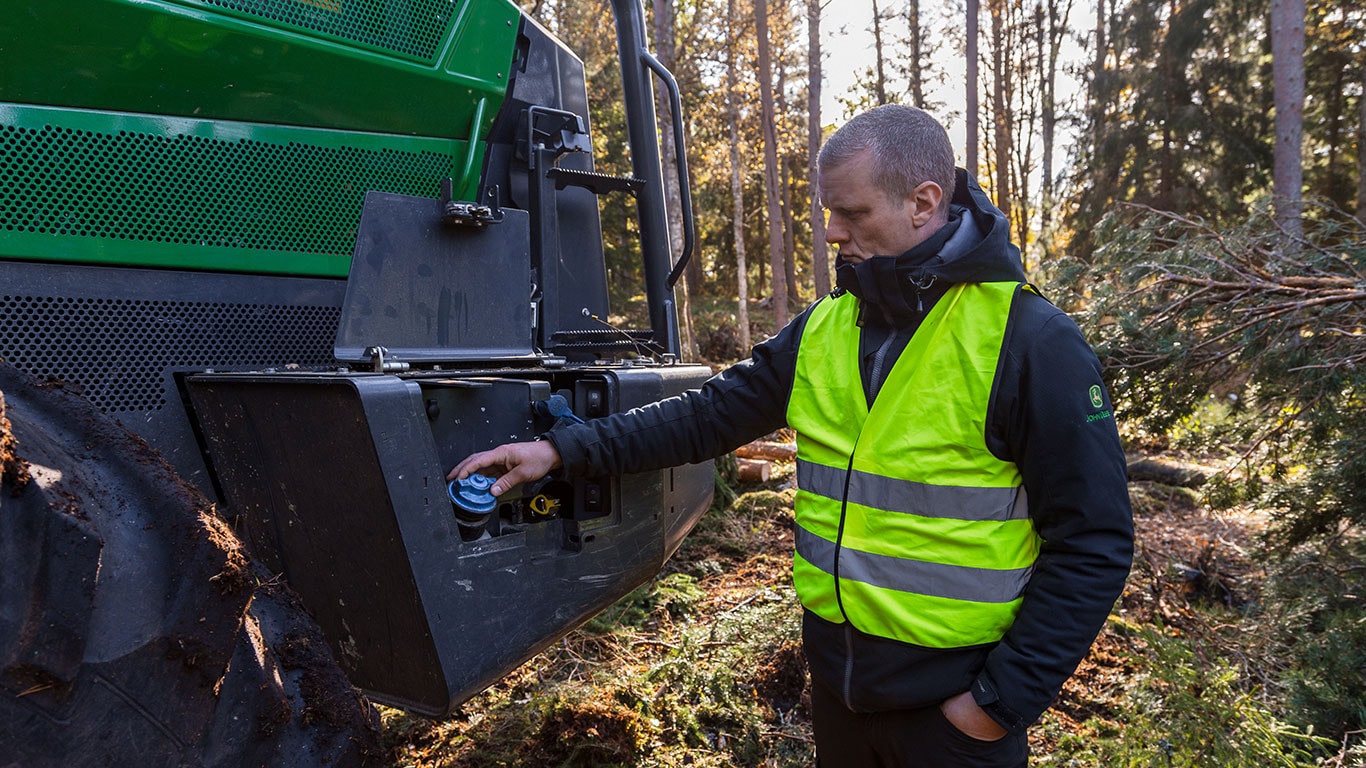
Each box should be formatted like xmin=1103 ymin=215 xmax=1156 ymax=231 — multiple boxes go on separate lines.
xmin=383 ymin=480 xmax=815 ymax=767
xmin=383 ymin=430 xmax=1366 ymax=766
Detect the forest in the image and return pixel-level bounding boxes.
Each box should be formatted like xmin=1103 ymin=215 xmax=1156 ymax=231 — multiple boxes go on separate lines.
xmin=385 ymin=0 xmax=1366 ymax=765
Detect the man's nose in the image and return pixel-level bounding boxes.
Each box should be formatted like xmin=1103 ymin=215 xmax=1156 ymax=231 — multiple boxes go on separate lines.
xmin=825 ymin=216 xmax=846 ymax=245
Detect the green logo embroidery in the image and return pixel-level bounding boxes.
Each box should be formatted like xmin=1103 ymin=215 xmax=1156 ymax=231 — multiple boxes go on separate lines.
xmin=1089 ymin=385 xmax=1104 ymax=409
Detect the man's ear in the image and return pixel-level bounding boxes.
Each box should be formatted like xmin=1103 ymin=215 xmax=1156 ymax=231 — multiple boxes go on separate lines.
xmin=907 ymin=181 xmax=943 ymax=228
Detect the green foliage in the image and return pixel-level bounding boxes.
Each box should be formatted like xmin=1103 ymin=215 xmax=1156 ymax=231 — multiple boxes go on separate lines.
xmin=1040 ymin=625 xmax=1333 ymax=767
xmin=1066 ymin=0 xmax=1272 ymax=260
xmin=581 ymin=572 xmax=707 ymax=636
xmin=1070 ymin=198 xmax=1366 ymax=758
xmin=1076 ymin=202 xmax=1366 ymax=545
xmin=1258 ymin=536 xmax=1366 ymax=741
xmin=1064 ymin=0 xmax=1364 ymax=264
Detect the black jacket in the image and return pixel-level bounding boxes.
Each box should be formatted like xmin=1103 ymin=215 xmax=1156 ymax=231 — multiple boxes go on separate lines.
xmin=546 ymin=170 xmax=1133 ymax=732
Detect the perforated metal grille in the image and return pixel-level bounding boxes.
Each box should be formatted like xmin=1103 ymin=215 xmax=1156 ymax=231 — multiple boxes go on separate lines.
xmin=201 ymin=0 xmax=458 ymax=60
xmin=0 ymin=123 xmax=453 ymax=255
xmin=0 ymin=295 xmax=340 ymax=413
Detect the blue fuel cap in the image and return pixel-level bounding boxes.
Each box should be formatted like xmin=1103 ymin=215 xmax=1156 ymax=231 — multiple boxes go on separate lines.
xmin=448 ymin=474 xmax=497 ymax=516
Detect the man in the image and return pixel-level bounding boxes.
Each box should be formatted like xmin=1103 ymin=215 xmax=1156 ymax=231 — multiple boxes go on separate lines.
xmin=450 ymin=104 xmax=1133 ymax=767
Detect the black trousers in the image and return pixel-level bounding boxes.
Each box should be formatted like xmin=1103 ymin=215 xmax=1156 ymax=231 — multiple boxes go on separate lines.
xmin=810 ymin=680 xmax=1029 ymax=768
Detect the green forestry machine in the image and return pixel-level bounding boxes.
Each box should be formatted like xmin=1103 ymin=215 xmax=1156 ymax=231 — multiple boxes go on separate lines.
xmin=0 ymin=0 xmax=712 ymax=763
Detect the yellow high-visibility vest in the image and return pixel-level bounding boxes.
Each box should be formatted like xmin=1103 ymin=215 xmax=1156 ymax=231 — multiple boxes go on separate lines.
xmin=787 ymin=282 xmax=1041 ymax=648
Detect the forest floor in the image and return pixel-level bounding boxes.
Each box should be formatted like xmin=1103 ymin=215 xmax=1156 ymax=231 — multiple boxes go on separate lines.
xmin=381 ymin=444 xmax=1302 ymax=767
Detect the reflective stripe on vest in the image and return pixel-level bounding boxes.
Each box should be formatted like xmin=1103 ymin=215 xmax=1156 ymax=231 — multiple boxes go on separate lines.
xmin=786 ymin=282 xmax=1042 ymax=649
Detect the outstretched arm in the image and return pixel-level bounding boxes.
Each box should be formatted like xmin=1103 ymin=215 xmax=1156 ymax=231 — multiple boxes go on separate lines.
xmin=447 ymin=440 xmax=562 ymax=497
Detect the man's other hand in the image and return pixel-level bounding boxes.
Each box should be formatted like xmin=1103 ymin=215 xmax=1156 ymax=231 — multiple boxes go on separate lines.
xmin=447 ymin=440 xmax=563 ymax=497
xmin=939 ymin=690 xmax=1008 ymax=742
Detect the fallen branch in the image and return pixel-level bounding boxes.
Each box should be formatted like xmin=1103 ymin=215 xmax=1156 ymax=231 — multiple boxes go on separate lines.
xmin=1126 ymin=458 xmax=1209 ymax=488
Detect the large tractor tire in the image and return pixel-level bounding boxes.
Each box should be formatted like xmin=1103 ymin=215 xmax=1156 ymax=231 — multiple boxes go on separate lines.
xmin=0 ymin=362 xmax=382 ymax=767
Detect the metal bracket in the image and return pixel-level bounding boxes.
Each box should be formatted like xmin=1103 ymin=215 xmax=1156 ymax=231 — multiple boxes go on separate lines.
xmin=440 ymin=179 xmax=504 ymax=227
xmin=547 ymin=167 xmax=644 ymax=195
xmin=365 ymin=346 xmax=410 ymax=373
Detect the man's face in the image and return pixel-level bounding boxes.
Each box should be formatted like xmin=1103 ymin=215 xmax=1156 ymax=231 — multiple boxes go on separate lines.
xmin=819 ymin=150 xmax=937 ymax=264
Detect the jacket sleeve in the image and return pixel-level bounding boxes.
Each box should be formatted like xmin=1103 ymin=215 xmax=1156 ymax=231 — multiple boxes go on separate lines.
xmin=974 ymin=294 xmax=1134 ymax=731
xmin=545 ymin=309 xmax=810 ymax=477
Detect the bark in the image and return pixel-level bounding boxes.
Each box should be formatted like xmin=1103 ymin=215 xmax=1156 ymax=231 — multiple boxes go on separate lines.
xmin=871 ymin=0 xmax=888 ymax=105
xmin=1126 ymin=457 xmax=1209 ymax=489
xmin=908 ymin=0 xmax=924 ymax=106
xmin=778 ymin=68 xmax=799 ymax=308
xmin=966 ymin=0 xmax=980 ymax=176
xmin=727 ymin=0 xmax=752 ymax=352
xmin=782 ymin=155 xmax=799 ymax=308
xmin=756 ymin=0 xmax=789 ymax=329
xmin=990 ymin=0 xmax=1011 ymax=222
xmin=1041 ymin=0 xmax=1072 ymax=247
xmin=808 ymin=0 xmax=831 ymax=297
xmin=736 ymin=440 xmax=798 ymax=461
xmin=1090 ymin=0 xmax=1106 ymax=169
xmin=1270 ymin=0 xmax=1305 ymax=237
xmin=736 ymin=458 xmax=772 ymax=482
xmin=1358 ymin=66 xmax=1366 ymax=223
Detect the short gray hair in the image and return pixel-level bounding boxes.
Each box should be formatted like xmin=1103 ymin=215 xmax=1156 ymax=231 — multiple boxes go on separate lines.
xmin=818 ymin=104 xmax=956 ymax=212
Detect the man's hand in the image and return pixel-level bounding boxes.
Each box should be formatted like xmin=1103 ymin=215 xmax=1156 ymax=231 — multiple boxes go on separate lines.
xmin=939 ymin=690 xmax=1008 ymax=741
xmin=448 ymin=440 xmax=563 ymax=497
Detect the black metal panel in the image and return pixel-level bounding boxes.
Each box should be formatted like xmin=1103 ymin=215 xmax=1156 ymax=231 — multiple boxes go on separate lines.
xmin=481 ymin=18 xmax=611 ymax=349
xmin=0 ymin=260 xmax=344 ymax=492
xmin=334 ymin=192 xmax=535 ymax=365
xmin=184 ymin=362 xmax=714 ymax=716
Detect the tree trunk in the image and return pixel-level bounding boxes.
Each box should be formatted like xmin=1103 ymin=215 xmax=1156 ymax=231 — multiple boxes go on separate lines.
xmin=1012 ymin=4 xmax=1037 ymax=269
xmin=1270 ymin=0 xmax=1305 ymax=237
xmin=727 ymin=0 xmax=751 ymax=353
xmin=871 ymin=0 xmax=888 ymax=105
xmin=782 ymin=156 xmax=799 ymax=308
xmin=777 ymin=68 xmax=799 ymax=309
xmin=908 ymin=0 xmax=924 ymax=106
xmin=990 ymin=0 xmax=1010 ymax=222
xmin=1041 ymin=0 xmax=1072 ymax=252
xmin=1090 ymin=0 xmax=1106 ymax=171
xmin=651 ymin=0 xmax=697 ymax=359
xmin=966 ymin=0 xmax=980 ymax=176
xmin=808 ymin=0 xmax=831 ymax=297
xmin=1359 ymin=65 xmax=1366 ymax=223
xmin=756 ymin=0 xmax=789 ymax=329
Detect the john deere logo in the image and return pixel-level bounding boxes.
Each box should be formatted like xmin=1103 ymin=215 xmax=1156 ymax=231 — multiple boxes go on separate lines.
xmin=1089 ymin=385 xmax=1104 ymax=409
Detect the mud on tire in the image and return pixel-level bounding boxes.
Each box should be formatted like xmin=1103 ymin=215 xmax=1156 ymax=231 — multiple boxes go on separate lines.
xmin=0 ymin=362 xmax=382 ymax=767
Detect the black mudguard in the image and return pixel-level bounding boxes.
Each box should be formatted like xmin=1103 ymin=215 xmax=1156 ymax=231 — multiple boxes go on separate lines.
xmin=0 ymin=362 xmax=381 ymax=766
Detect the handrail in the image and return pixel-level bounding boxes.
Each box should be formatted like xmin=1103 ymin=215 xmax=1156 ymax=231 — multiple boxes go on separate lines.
xmin=609 ymin=0 xmax=681 ymax=357
xmin=640 ymin=50 xmax=696 ymax=291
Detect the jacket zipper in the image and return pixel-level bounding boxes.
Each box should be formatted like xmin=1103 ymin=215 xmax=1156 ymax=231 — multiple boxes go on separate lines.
xmin=868 ymin=331 xmax=897 ymax=402
xmin=834 ymin=311 xmax=897 ymax=710
xmin=833 ymin=446 xmax=858 ymax=708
